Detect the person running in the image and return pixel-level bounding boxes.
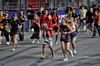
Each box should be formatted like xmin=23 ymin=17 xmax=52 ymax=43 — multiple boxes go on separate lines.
xmin=41 ymin=17 xmax=55 ymax=59
xmin=92 ymin=11 xmax=100 ymax=38
xmin=0 ymin=10 xmax=5 ymax=44
xmin=86 ymin=7 xmax=94 ymax=35
xmin=53 ymin=18 xmax=73 ymax=61
xmin=71 ymin=9 xmax=79 ymax=23
xmin=79 ymin=6 xmax=87 ymax=30
xmin=40 ymin=10 xmax=50 ymax=42
xmin=26 ymin=6 xmax=34 ymax=32
xmin=30 ymin=14 xmax=40 ymax=44
xmin=69 ymin=17 xmax=79 ymax=55
xmin=52 ymin=8 xmax=60 ymax=44
xmin=10 ymin=14 xmax=22 ymax=51
xmin=0 ymin=13 xmax=10 ymax=45
xmin=18 ymin=10 xmax=27 ymax=41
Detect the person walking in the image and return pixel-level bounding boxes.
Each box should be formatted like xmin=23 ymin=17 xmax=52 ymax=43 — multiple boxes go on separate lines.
xmin=18 ymin=10 xmax=27 ymax=41
xmin=41 ymin=17 xmax=55 ymax=59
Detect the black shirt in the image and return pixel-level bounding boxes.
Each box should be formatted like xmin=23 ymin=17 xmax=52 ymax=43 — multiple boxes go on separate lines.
xmin=10 ymin=19 xmax=21 ymax=31
xmin=72 ymin=13 xmax=78 ymax=19
xmin=86 ymin=11 xmax=94 ymax=23
xmin=26 ymin=10 xmax=34 ymax=19
xmin=37 ymin=12 xmax=42 ymax=17
xmin=19 ymin=15 xmax=25 ymax=22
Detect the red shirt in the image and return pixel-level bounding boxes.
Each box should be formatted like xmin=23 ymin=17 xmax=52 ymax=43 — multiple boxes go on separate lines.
xmin=41 ymin=15 xmax=47 ymax=25
xmin=93 ymin=15 xmax=100 ymax=25
xmin=32 ymin=19 xmax=40 ymax=27
xmin=52 ymin=14 xmax=60 ymax=27
xmin=47 ymin=21 xmax=53 ymax=38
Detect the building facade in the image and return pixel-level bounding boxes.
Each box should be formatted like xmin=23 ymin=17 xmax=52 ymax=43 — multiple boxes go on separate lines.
xmin=0 ymin=0 xmax=99 ymax=11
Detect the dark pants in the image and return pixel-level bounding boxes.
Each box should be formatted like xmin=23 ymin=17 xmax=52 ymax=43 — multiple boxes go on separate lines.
xmin=4 ymin=30 xmax=10 ymax=42
xmin=30 ymin=26 xmax=39 ymax=39
xmin=93 ymin=24 xmax=100 ymax=36
xmin=19 ymin=23 xmax=25 ymax=40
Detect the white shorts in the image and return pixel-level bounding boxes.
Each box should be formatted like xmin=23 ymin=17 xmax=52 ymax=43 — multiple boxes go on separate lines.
xmin=41 ymin=24 xmax=47 ymax=27
xmin=41 ymin=37 xmax=53 ymax=46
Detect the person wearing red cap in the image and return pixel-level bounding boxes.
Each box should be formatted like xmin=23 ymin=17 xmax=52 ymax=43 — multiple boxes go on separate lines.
xmin=92 ymin=11 xmax=100 ymax=38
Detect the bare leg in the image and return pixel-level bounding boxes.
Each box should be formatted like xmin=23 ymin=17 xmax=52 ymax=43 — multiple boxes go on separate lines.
xmin=61 ymin=41 xmax=67 ymax=58
xmin=71 ymin=38 xmax=76 ymax=50
xmin=42 ymin=44 xmax=46 ymax=59
xmin=13 ymin=34 xmax=18 ymax=49
xmin=65 ymin=42 xmax=71 ymax=52
xmin=49 ymin=46 xmax=55 ymax=58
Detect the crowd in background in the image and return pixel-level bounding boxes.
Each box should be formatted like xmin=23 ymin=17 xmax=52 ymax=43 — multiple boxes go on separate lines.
xmin=0 ymin=3 xmax=100 ymax=61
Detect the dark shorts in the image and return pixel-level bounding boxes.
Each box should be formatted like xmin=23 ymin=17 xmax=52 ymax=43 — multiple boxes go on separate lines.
xmin=60 ymin=35 xmax=71 ymax=43
xmin=87 ymin=23 xmax=94 ymax=28
xmin=0 ymin=29 xmax=4 ymax=31
xmin=53 ymin=27 xmax=58 ymax=32
xmin=80 ymin=18 xmax=86 ymax=22
xmin=10 ymin=30 xmax=19 ymax=36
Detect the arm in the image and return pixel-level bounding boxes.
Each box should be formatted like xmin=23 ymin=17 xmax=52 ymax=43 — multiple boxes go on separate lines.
xmin=24 ymin=15 xmax=27 ymax=21
xmin=75 ymin=22 xmax=79 ymax=29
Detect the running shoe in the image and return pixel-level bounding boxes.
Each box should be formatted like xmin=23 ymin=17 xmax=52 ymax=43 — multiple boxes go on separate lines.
xmin=37 ymin=40 xmax=39 ymax=44
xmin=73 ymin=50 xmax=76 ymax=54
xmin=11 ymin=48 xmax=15 ymax=52
xmin=6 ymin=42 xmax=10 ymax=45
xmin=31 ymin=28 xmax=34 ymax=32
xmin=70 ymin=50 xmax=74 ymax=57
xmin=63 ymin=57 xmax=68 ymax=61
xmin=44 ymin=39 xmax=49 ymax=43
xmin=83 ymin=25 xmax=86 ymax=30
xmin=55 ymin=41 xmax=58 ymax=44
xmin=32 ymin=40 xmax=35 ymax=43
xmin=92 ymin=36 xmax=95 ymax=38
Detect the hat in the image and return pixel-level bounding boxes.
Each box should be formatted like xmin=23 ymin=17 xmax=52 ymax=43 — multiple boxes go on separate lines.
xmin=83 ymin=3 xmax=85 ymax=5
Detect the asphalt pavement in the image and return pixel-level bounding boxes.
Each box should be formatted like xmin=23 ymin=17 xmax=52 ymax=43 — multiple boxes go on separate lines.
xmin=0 ymin=30 xmax=100 ymax=66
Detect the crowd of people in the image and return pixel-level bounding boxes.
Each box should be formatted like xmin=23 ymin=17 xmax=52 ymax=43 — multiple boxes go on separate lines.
xmin=0 ymin=3 xmax=100 ymax=61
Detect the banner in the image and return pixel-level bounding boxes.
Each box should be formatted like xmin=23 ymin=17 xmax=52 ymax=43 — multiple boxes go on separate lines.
xmin=7 ymin=10 xmax=80 ymax=31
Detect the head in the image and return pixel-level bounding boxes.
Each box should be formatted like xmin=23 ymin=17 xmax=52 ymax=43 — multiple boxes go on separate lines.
xmin=13 ymin=14 xmax=17 ymax=20
xmin=89 ymin=7 xmax=93 ymax=12
xmin=72 ymin=9 xmax=75 ymax=13
xmin=45 ymin=10 xmax=48 ymax=15
xmin=94 ymin=11 xmax=98 ymax=16
xmin=61 ymin=18 xmax=66 ymax=25
xmin=45 ymin=17 xmax=49 ymax=23
xmin=70 ymin=17 xmax=74 ymax=22
xmin=81 ymin=6 xmax=84 ymax=10
xmin=20 ymin=10 xmax=24 ymax=15
xmin=82 ymin=3 xmax=85 ymax=6
xmin=35 ymin=14 xmax=38 ymax=19
xmin=40 ymin=7 xmax=44 ymax=12
xmin=28 ymin=6 xmax=32 ymax=10
xmin=0 ymin=10 xmax=3 ymax=16
xmin=53 ymin=8 xmax=56 ymax=14
xmin=5 ymin=14 xmax=8 ymax=19
xmin=42 ymin=10 xmax=46 ymax=15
